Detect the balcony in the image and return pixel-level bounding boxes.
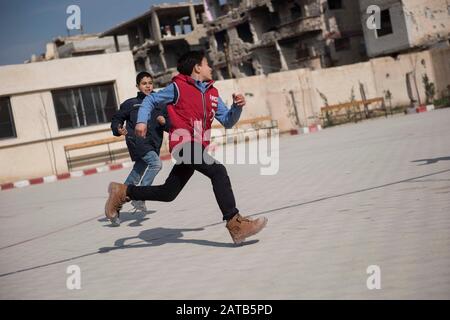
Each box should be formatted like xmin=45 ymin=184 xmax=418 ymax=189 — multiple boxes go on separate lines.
xmin=277 ymin=15 xmax=323 ymax=38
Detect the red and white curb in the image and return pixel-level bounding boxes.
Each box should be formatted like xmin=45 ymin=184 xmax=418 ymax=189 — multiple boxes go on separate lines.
xmin=1 ymin=154 xmax=172 ymax=192
xmin=289 ymin=124 xmax=323 ymax=135
xmin=406 ymin=104 xmax=435 ymax=114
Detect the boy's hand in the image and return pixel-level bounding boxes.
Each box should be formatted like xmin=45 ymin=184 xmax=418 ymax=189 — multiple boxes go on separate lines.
xmin=117 ymin=125 xmax=127 ymax=136
xmin=135 ymin=123 xmax=147 ymax=138
xmin=232 ymin=93 xmax=246 ymax=107
xmin=156 ymin=115 xmax=166 ymax=126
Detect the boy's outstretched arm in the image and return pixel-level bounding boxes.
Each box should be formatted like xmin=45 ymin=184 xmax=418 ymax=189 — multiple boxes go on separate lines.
xmin=215 ymin=94 xmax=245 ymax=128
xmin=135 ymin=83 xmax=177 ymax=137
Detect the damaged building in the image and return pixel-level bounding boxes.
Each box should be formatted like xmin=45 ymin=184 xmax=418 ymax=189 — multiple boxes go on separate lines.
xmin=360 ymin=0 xmax=450 ymax=57
xmin=203 ymin=0 xmax=367 ymax=79
xmin=101 ymin=1 xmax=208 ymax=86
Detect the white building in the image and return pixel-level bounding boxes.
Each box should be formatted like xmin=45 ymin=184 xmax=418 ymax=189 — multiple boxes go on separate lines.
xmin=0 ymin=51 xmax=137 ymax=183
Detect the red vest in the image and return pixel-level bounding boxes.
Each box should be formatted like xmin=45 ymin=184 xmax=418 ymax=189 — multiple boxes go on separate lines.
xmin=167 ymin=74 xmax=219 ymax=152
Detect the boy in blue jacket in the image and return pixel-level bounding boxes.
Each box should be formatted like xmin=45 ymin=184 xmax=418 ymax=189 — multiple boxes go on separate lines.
xmin=110 ymin=72 xmax=170 ymax=225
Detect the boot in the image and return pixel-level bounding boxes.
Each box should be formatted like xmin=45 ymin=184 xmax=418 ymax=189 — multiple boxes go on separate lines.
xmin=105 ymin=182 xmax=130 ymax=222
xmin=226 ymin=213 xmax=268 ymax=244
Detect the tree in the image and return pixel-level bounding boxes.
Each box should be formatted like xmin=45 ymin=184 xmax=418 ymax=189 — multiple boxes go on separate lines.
xmin=422 ymin=74 xmax=435 ymax=105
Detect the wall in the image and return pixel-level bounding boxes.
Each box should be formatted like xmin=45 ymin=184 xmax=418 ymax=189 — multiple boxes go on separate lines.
xmin=404 ymin=0 xmax=450 ymax=47
xmin=214 ymin=47 xmax=450 ymax=133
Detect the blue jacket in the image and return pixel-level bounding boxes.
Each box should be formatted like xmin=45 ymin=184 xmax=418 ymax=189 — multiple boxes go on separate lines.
xmin=111 ymin=92 xmax=170 ymax=160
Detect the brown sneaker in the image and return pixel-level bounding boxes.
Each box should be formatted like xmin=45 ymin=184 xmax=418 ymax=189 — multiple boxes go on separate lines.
xmin=226 ymin=213 xmax=268 ymax=244
xmin=105 ymin=182 xmax=130 ymax=222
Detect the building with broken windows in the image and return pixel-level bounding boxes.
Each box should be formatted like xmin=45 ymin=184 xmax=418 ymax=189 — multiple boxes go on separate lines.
xmin=101 ymin=1 xmax=208 ymax=87
xmin=360 ymin=0 xmax=450 ymax=57
xmin=203 ymin=0 xmax=367 ymax=79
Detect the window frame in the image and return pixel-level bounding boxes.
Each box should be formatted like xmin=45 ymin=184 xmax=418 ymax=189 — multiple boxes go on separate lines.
xmin=51 ymin=82 xmax=119 ymax=131
xmin=375 ymin=9 xmax=394 ymax=38
xmin=0 ymin=96 xmax=17 ymax=140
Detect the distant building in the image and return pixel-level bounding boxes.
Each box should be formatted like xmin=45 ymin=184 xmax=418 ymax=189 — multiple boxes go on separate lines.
xmin=101 ymin=1 xmax=208 ymax=87
xmin=360 ymin=0 xmax=450 ymax=57
xmin=25 ymin=33 xmax=129 ymax=63
xmin=203 ymin=0 xmax=367 ymax=79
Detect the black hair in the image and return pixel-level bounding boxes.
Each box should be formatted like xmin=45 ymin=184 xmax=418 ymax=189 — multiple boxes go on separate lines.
xmin=136 ymin=71 xmax=152 ymax=85
xmin=177 ymin=51 xmax=206 ymax=75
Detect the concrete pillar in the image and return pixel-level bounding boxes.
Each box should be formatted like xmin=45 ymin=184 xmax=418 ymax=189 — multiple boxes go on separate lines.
xmin=189 ymin=4 xmax=198 ymax=30
xmin=276 ymin=40 xmax=289 ymax=71
xmin=148 ymin=20 xmax=153 ymax=39
xmin=113 ymin=35 xmax=120 ymax=52
xmin=159 ymin=43 xmax=168 ymax=70
xmin=145 ymin=55 xmax=153 ymax=74
xmin=151 ymin=10 xmax=162 ymax=42
xmin=137 ymin=25 xmax=144 ymax=43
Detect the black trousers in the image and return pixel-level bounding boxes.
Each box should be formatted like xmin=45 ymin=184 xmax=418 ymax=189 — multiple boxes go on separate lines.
xmin=126 ymin=142 xmax=239 ymax=221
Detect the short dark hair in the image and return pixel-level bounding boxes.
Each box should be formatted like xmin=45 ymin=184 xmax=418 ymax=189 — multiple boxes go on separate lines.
xmin=177 ymin=51 xmax=206 ymax=75
xmin=136 ymin=71 xmax=152 ymax=85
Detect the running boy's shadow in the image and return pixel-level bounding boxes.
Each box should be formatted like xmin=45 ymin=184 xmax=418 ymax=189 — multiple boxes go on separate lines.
xmin=98 ymin=227 xmax=258 ymax=253
xmin=412 ymin=156 xmax=450 ymax=165
xmin=98 ymin=210 xmax=157 ymax=227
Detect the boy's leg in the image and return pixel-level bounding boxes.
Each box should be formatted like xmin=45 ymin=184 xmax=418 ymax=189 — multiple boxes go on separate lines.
xmin=127 ymin=163 xmax=194 ymax=202
xmin=193 ymin=144 xmax=268 ymax=244
xmin=139 ymin=151 xmax=162 ymax=186
xmin=131 ymin=151 xmax=162 ymax=212
xmin=193 ymin=155 xmax=239 ymax=221
xmin=124 ymin=159 xmax=147 ymax=186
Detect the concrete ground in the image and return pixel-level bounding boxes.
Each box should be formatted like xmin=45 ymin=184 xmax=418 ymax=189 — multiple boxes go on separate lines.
xmin=0 ymin=109 xmax=449 ymax=299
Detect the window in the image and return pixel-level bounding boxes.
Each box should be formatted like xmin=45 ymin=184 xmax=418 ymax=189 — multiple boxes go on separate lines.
xmin=51 ymin=83 xmax=118 ymax=130
xmin=334 ymin=37 xmax=351 ymax=51
xmin=328 ymin=0 xmax=342 ymax=10
xmin=0 ymin=97 xmax=16 ymax=139
xmin=236 ymin=22 xmax=254 ymax=44
xmin=376 ymin=9 xmax=393 ymax=37
xmin=215 ymin=30 xmax=227 ymax=51
xmin=290 ymin=3 xmax=303 ymax=20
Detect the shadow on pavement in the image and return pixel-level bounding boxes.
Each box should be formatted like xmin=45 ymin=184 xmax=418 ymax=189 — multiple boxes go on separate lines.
xmin=98 ymin=210 xmax=157 ymax=227
xmin=98 ymin=227 xmax=258 ymax=253
xmin=411 ymin=156 xmax=450 ymax=165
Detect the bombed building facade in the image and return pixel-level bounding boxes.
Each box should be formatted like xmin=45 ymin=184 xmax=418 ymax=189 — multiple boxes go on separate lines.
xmin=203 ymin=0 xmax=367 ymax=79
xmin=360 ymin=0 xmax=450 ymax=57
xmin=101 ymin=2 xmax=208 ymax=87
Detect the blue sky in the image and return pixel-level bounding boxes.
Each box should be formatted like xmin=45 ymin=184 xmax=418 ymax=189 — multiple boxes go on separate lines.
xmin=0 ymin=0 xmax=184 ymax=66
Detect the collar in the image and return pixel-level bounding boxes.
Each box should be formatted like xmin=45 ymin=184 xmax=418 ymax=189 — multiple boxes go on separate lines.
xmin=173 ymin=74 xmax=214 ymax=90
xmin=136 ymin=92 xmax=147 ymax=100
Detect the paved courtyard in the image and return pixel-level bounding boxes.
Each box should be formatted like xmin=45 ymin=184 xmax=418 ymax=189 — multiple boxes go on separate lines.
xmin=0 ymin=109 xmax=449 ymax=299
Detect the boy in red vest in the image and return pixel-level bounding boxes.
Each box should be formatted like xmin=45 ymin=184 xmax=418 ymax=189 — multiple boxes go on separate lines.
xmin=105 ymin=51 xmax=267 ymax=244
